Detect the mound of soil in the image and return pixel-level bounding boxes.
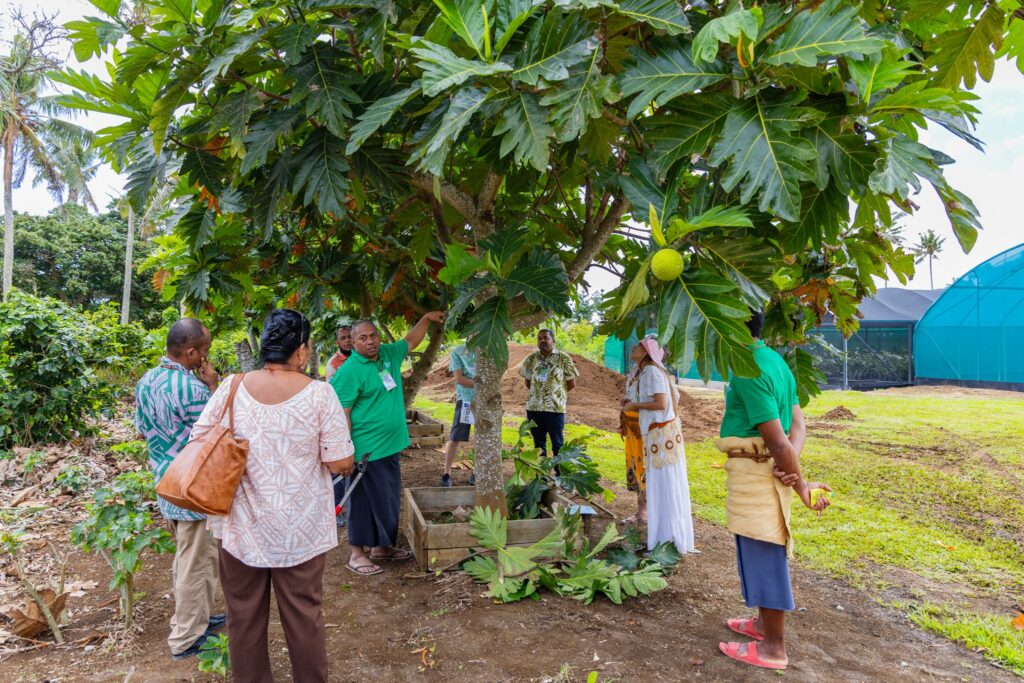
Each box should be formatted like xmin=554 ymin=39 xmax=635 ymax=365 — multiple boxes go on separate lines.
xmin=422 ymin=344 xmax=723 ymax=440
xmin=821 ymin=405 xmax=858 ymax=421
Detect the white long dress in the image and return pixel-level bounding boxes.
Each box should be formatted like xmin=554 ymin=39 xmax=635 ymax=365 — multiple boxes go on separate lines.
xmin=634 ymin=365 xmax=695 ymax=553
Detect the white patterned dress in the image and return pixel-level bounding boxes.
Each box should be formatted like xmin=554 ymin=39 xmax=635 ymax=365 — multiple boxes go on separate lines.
xmin=635 ymin=365 xmax=695 ymax=553
xmin=189 ymin=377 xmax=354 ymax=568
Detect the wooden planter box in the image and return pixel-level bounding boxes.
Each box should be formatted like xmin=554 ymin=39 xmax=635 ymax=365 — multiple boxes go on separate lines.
xmin=403 ymin=486 xmax=614 ymax=571
xmin=406 ymin=409 xmax=444 ymax=448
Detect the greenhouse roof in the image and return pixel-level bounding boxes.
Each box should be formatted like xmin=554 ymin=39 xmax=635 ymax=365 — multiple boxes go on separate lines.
xmin=857 ymin=288 xmax=945 ymax=322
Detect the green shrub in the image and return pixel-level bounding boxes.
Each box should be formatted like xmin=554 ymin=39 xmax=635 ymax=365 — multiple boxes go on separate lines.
xmin=198 ymin=633 xmax=231 ymax=676
xmin=71 ymin=470 xmax=175 ymax=630
xmin=110 ymin=440 xmax=149 ymax=465
xmin=20 ymin=451 xmax=46 ymax=478
xmin=0 ymin=291 xmax=145 ymax=448
xmin=84 ymin=304 xmax=151 ymax=383
xmin=55 ymin=465 xmax=91 ymax=493
xmin=208 ymin=333 xmax=243 ymax=375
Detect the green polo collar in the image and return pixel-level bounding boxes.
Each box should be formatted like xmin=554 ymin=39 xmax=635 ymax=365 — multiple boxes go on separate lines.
xmin=350 ymin=349 xmax=376 ymax=364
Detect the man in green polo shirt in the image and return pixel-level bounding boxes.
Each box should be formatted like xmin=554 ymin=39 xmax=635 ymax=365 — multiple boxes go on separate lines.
xmin=332 ymin=311 xmax=444 ymax=575
xmin=716 ymin=310 xmax=830 ymax=672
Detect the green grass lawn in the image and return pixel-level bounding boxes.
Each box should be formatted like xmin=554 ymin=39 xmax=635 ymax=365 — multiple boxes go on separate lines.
xmin=414 ymin=389 xmax=1024 ymax=674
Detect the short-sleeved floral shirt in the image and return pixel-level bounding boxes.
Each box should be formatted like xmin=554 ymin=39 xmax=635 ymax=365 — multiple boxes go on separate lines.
xmin=520 ymin=349 xmax=579 ymax=413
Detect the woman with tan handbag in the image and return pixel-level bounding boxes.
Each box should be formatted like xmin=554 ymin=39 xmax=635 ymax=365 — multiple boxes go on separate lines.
xmin=621 ymin=335 xmax=695 ymax=553
xmin=189 ymin=309 xmax=354 ymax=683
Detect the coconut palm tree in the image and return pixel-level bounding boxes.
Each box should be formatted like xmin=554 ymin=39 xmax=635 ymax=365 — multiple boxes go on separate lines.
xmin=37 ymin=130 xmax=100 ymax=211
xmin=912 ymin=229 xmax=946 ymax=290
xmin=2 ymin=13 xmax=94 ymax=296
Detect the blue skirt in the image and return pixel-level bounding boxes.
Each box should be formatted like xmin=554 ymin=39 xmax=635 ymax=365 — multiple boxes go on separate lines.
xmin=735 ymin=535 xmax=795 ymax=611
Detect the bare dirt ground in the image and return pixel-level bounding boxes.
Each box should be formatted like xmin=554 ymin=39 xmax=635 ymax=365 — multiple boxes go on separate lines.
xmin=3 ymin=378 xmax=1019 ymax=682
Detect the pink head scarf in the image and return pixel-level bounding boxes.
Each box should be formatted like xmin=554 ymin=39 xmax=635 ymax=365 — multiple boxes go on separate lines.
xmin=627 ymin=335 xmax=667 ymax=386
xmin=638 ymin=335 xmax=667 ymax=370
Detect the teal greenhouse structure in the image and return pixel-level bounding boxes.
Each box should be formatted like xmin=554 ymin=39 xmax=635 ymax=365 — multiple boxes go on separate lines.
xmin=914 ymin=244 xmax=1024 ymax=390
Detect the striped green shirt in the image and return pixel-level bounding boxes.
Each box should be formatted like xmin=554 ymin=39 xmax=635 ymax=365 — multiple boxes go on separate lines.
xmin=134 ymin=357 xmax=212 ymax=521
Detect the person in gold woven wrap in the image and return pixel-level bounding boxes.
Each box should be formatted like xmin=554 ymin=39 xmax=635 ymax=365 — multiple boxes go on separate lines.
xmin=618 ymin=406 xmax=645 ymax=523
xmin=715 ymin=309 xmax=831 ymax=672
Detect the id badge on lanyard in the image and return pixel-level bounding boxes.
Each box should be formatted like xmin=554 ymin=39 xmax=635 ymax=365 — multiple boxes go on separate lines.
xmin=536 ymin=365 xmax=550 ymax=384
xmin=379 ymin=361 xmax=397 ymax=391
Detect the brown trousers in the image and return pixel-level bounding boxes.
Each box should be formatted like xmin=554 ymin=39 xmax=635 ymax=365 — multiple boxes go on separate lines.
xmin=218 ymin=548 xmax=328 ymax=683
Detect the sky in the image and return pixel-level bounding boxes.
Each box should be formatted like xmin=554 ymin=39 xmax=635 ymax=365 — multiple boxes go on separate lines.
xmin=5 ymin=0 xmax=1024 ymax=294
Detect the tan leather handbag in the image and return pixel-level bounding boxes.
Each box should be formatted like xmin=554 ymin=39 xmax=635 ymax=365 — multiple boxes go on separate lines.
xmin=155 ymin=374 xmax=249 ymax=515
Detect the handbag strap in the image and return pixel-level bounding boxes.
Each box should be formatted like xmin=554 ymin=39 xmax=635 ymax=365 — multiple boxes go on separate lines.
xmin=217 ymin=373 xmax=246 ymax=432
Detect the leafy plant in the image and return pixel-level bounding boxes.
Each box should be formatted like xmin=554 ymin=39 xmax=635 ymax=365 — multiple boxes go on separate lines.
xmin=71 ymin=471 xmax=175 ymax=630
xmin=605 ymin=525 xmax=681 ymax=573
xmin=109 ymin=440 xmax=149 ymax=465
xmin=463 ymin=506 xmax=669 ymax=604
xmin=504 ymin=421 xmax=609 ymax=520
xmin=54 ymin=464 xmax=90 ymax=493
xmin=20 ymin=451 xmax=45 ymax=479
xmin=198 ymin=633 xmax=231 ymax=677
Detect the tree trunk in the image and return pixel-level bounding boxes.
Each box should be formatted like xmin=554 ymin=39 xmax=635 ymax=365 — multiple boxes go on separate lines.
xmin=308 ymin=344 xmax=320 ymax=379
xmin=928 ymin=255 xmax=934 ymax=289
xmin=403 ymin=328 xmax=444 ymax=407
xmin=247 ymin=329 xmax=260 ymax=357
xmin=472 ymin=351 xmax=508 ymax=516
xmin=2 ymin=127 xmax=15 ymax=297
xmin=235 ymin=339 xmax=258 ymax=372
xmin=122 ymin=572 xmax=135 ymax=631
xmin=120 ymin=207 xmax=135 ymax=324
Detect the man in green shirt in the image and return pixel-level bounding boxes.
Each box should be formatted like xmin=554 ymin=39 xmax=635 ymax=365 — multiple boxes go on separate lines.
xmin=332 ymin=311 xmax=444 ymax=575
xmin=717 ymin=310 xmax=830 ymax=672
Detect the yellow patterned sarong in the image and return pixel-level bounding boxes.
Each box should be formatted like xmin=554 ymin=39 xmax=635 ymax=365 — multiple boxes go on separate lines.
xmin=621 ymin=410 xmax=645 ymax=492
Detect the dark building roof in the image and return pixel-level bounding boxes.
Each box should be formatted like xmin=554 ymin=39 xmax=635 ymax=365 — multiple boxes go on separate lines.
xmin=857 ymin=288 xmax=945 ymax=322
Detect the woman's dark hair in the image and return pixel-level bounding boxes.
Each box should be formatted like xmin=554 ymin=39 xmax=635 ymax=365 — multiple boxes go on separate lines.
xmin=259 ymin=309 xmax=311 ymax=364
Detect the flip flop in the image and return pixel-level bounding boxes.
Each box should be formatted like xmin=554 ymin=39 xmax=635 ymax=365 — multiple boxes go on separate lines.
xmin=718 ymin=641 xmax=787 ymax=671
xmin=727 ymin=617 xmax=764 ymax=641
xmin=345 ymin=560 xmax=383 ymax=576
xmin=370 ymin=547 xmax=413 ymax=561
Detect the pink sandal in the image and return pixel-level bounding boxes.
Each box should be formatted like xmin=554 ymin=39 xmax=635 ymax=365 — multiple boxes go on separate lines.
xmin=727 ymin=617 xmax=763 ymax=641
xmin=718 ymin=641 xmax=787 ymax=670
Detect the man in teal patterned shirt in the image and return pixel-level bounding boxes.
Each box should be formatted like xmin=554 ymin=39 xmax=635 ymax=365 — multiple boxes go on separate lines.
xmin=135 ymin=319 xmax=225 ymax=659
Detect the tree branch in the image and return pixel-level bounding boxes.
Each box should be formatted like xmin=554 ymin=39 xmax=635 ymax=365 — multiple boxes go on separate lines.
xmin=584 ymin=176 xmax=594 ymax=236
xmin=568 ymin=194 xmax=630 ymax=283
xmin=430 ymin=196 xmax=453 ymax=245
xmin=592 ymin=262 xmax=623 ymax=277
xmin=601 ymin=109 xmax=629 ymax=128
xmin=477 ymin=171 xmax=503 ymax=216
xmin=409 ymin=173 xmax=494 ymax=234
